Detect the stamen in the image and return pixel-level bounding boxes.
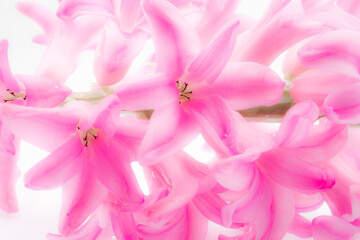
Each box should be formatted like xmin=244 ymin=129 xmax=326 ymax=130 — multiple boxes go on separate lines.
xmin=3 ymin=89 xmax=26 ymax=103
xmin=77 ymin=123 xmax=99 ymax=147
xmin=176 ymin=81 xmax=192 ymax=104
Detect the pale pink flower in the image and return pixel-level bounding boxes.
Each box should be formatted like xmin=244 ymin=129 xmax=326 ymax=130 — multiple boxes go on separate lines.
xmin=0 ymin=39 xmax=70 ymax=213
xmin=195 ymin=101 xmax=345 ymax=239
xmin=17 ymin=2 xmax=106 ymax=83
xmin=312 ymin=215 xmax=360 ymax=240
xmin=0 ymin=95 xmax=146 ymax=234
xmin=297 ymin=29 xmax=360 ymax=123
xmin=116 ymin=0 xmax=284 ymax=164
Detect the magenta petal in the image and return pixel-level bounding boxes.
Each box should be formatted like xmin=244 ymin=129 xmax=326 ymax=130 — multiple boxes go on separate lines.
xmin=94 ymin=21 xmax=148 ymax=86
xmin=258 ymin=149 xmax=335 ymax=193
xmin=324 ymin=83 xmax=360 ymax=124
xmin=16 ymin=74 xmax=71 ymax=107
xmin=312 ymin=216 xmax=360 ymax=240
xmin=0 ymin=40 xmax=23 ymax=92
xmin=275 ymin=100 xmax=319 ymax=148
xmin=138 ymin=203 xmax=207 ymax=240
xmin=194 ymin=62 xmax=285 ymax=110
xmin=0 ymin=104 xmax=80 ymax=151
xmin=187 ymin=96 xmax=242 ymax=157
xmin=193 ymin=191 xmax=244 ymax=228
xmin=142 ymin=0 xmax=201 ymax=77
xmin=115 ymin=74 xmax=178 ymax=111
xmin=139 ymin=103 xmax=199 ymax=165
xmin=289 ymin=213 xmax=312 ymax=238
xmin=24 ymin=136 xmax=83 ymax=190
xmin=146 ymin=153 xmax=199 ymax=218
xmin=47 ymin=216 xmax=104 ymax=240
xmin=298 ymin=30 xmax=360 ymax=78
xmin=59 ymin=161 xmax=107 ymax=235
xmin=290 ymin=70 xmax=359 ymax=112
xmin=110 ymin=211 xmax=137 ymax=240
xmin=264 ymin=183 xmax=295 ymax=240
xmin=92 ymin=133 xmax=144 ymax=204
xmin=185 ymin=20 xmax=239 ymax=84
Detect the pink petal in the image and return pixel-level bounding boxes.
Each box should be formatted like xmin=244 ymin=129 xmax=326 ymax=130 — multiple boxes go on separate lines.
xmin=0 ymin=40 xmax=23 ymax=93
xmin=298 ymin=30 xmax=360 ymax=79
xmin=294 ymin=192 xmax=324 ymax=212
xmin=59 ymin=161 xmax=107 ymax=235
xmin=138 ymin=203 xmax=208 ymax=240
xmin=275 ymin=100 xmax=319 ymax=148
xmin=16 ymin=74 xmax=71 ymax=107
xmin=146 ymin=153 xmax=199 ymax=218
xmin=0 ymin=134 xmax=19 ymax=213
xmin=47 ymin=216 xmax=104 ymax=240
xmin=185 ymin=20 xmax=239 ymax=84
xmin=109 ymin=211 xmax=138 ymax=240
xmin=264 ymin=182 xmax=294 ymax=240
xmin=24 ymin=136 xmax=83 ymax=190
xmin=337 ymin=0 xmax=360 ymax=18
xmin=139 ymin=102 xmax=200 ymax=165
xmin=195 ymin=0 xmax=242 ymax=44
xmin=193 ymin=191 xmax=244 ymax=228
xmin=118 ymin=0 xmax=144 ymax=33
xmin=222 ymin=170 xmax=272 ymax=238
xmin=94 ymin=21 xmax=148 ymax=86
xmin=36 ymin=17 xmax=105 ymax=82
xmin=0 ymin=103 xmax=81 ymax=151
xmin=289 ymin=213 xmax=312 ymax=238
xmin=312 ymin=216 xmax=360 ymax=240
xmin=187 ymin=96 xmax=242 ymax=157
xmin=286 ymin=118 xmax=348 ymax=164
xmin=193 ymin=62 xmax=285 ymax=110
xmin=257 ymin=149 xmax=335 ymax=193
xmin=16 ymin=2 xmax=60 ymax=42
xmin=282 ymin=42 xmax=310 ymax=78
xmin=290 ymin=70 xmax=359 ymax=112
xmin=142 ymin=0 xmax=201 ymax=78
xmin=232 ymin=0 xmax=322 ymax=65
xmin=324 ymin=83 xmax=360 ymax=124
xmin=215 ymin=163 xmax=255 ymax=192
xmin=57 ymin=0 xmax=114 ymax=20
xmin=92 ymin=132 xmax=144 ymax=205
xmin=115 ymin=74 xmax=178 ymax=111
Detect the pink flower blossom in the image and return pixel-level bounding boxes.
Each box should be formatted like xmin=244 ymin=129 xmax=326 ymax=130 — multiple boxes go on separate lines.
xmin=116 ymin=0 xmax=284 ymax=164
xmin=0 ymin=39 xmax=70 ymax=213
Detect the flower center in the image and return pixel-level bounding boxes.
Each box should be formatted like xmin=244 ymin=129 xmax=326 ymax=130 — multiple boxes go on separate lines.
xmin=176 ymin=81 xmax=192 ymax=103
xmin=3 ymin=89 xmax=26 ymax=103
xmin=77 ymin=124 xmax=99 ymax=147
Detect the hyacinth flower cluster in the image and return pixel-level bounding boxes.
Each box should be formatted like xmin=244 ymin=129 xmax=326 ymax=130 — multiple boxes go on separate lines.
xmin=2 ymin=0 xmax=360 ymax=239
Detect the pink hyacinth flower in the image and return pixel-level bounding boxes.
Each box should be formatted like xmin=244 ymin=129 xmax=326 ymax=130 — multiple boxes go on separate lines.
xmin=298 ymin=29 xmax=360 ymax=124
xmin=199 ymin=101 xmax=345 ymax=239
xmin=0 ymin=39 xmax=70 ymax=213
xmin=0 ymin=95 xmax=146 ymax=234
xmin=17 ymin=2 xmax=106 ymax=83
xmin=116 ymin=0 xmax=284 ymax=164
